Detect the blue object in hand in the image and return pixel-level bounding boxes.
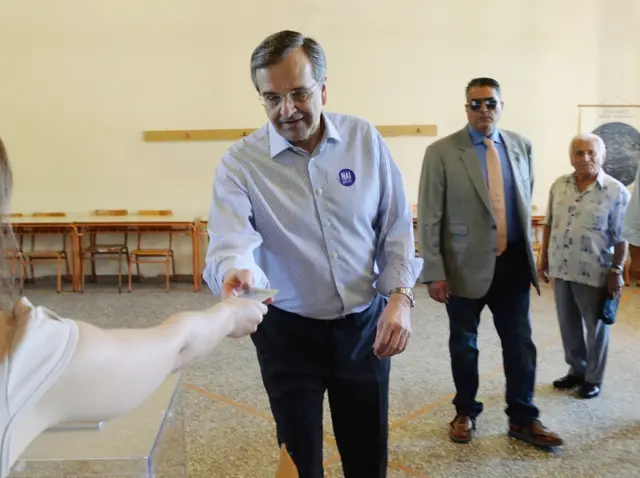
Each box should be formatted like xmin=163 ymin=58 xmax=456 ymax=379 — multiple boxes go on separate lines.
xmin=600 ymin=293 xmax=620 ymax=325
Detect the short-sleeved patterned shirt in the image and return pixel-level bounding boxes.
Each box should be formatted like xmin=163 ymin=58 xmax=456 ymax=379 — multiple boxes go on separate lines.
xmin=545 ymin=170 xmax=630 ymax=288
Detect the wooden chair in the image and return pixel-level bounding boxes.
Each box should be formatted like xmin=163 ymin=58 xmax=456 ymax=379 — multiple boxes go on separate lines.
xmin=5 ymin=250 xmax=27 ymax=293
xmin=21 ymin=212 xmax=70 ymax=293
xmin=529 ymin=206 xmax=544 ymax=265
xmin=624 ymin=255 xmax=632 ymax=287
xmin=79 ymin=209 xmax=130 ymax=293
xmin=128 ymin=210 xmax=176 ymax=292
xmin=531 ymin=216 xmax=545 ymax=266
xmin=3 ymin=215 xmax=26 ymax=292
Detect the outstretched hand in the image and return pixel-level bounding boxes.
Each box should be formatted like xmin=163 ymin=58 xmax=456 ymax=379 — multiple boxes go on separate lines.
xmin=222 ymin=268 xmax=273 ymax=304
xmin=169 ymin=296 xmax=268 ymax=371
xmin=221 ymin=296 xmax=269 ymax=338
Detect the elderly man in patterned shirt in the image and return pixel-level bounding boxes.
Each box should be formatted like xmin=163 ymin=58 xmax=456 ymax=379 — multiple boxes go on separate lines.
xmin=538 ymin=133 xmax=630 ymax=399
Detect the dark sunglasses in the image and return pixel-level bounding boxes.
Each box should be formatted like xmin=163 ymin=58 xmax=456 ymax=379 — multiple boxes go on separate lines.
xmin=468 ymin=98 xmax=498 ymax=111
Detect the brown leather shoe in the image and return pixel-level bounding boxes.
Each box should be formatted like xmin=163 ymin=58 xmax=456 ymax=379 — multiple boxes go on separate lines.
xmin=508 ymin=420 xmax=563 ymax=448
xmin=449 ymin=414 xmax=475 ymax=443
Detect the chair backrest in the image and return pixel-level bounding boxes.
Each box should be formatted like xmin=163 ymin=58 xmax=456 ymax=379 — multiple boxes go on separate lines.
xmin=9 ymin=213 xmax=23 ymax=218
xmin=138 ymin=210 xmax=173 ymax=216
xmin=32 ymin=212 xmax=66 ymax=217
xmin=95 ymin=209 xmax=128 ymax=216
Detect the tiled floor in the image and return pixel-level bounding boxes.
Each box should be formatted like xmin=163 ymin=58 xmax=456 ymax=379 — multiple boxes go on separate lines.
xmin=21 ymin=281 xmax=640 ymax=477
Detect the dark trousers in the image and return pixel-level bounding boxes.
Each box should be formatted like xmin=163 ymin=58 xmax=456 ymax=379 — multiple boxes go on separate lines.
xmin=251 ymin=294 xmax=389 ymax=478
xmin=445 ymin=241 xmax=539 ymax=425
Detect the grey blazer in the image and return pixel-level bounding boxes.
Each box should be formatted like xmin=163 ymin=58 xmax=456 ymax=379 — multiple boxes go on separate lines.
xmin=417 ymin=126 xmax=539 ymax=299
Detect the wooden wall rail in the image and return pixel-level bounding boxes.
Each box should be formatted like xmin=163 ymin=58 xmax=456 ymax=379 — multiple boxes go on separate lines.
xmin=142 ymin=124 xmax=438 ymax=142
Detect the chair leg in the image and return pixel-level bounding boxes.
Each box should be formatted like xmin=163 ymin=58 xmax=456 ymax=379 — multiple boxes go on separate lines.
xmin=171 ymin=252 xmax=177 ymax=280
xmin=80 ymin=256 xmax=85 ymax=293
xmin=165 ymin=259 xmax=170 ymax=292
xmin=90 ymin=253 xmax=97 ymax=283
xmin=63 ymin=253 xmax=70 ymax=282
xmin=117 ymin=253 xmax=122 ymax=294
xmin=128 ymin=257 xmax=133 ymax=293
xmin=624 ymin=257 xmax=631 ymax=287
xmin=56 ymin=258 xmax=62 ymax=293
xmin=19 ymin=261 xmax=25 ymax=294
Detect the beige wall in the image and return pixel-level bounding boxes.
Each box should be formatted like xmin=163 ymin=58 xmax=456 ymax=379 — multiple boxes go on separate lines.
xmin=0 ymin=0 xmax=638 ymax=278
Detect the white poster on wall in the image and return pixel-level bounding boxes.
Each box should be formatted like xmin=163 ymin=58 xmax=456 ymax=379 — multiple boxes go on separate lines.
xmin=578 ymin=105 xmax=640 ymax=190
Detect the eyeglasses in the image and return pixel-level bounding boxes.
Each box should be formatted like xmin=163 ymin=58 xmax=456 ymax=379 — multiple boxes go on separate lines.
xmin=259 ymin=83 xmax=319 ymax=109
xmin=468 ymin=98 xmax=499 ymax=111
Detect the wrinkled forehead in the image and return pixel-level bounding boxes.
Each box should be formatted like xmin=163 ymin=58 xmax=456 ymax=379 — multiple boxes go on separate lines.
xmin=571 ymin=138 xmax=601 ymax=155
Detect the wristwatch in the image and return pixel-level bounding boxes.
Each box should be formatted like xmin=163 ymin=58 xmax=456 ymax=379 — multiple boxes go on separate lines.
xmin=389 ymin=287 xmax=415 ymax=308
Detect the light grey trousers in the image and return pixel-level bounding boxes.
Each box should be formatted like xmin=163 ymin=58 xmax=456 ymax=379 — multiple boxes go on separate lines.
xmin=553 ymin=279 xmax=610 ymax=384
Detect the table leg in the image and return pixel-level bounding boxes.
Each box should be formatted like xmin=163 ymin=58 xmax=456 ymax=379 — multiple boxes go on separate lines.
xmin=70 ymin=227 xmax=81 ymax=292
xmin=190 ymin=225 xmax=199 ymax=292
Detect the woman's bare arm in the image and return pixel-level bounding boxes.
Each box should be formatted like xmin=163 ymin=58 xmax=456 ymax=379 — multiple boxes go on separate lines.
xmin=38 ymin=297 xmax=266 ymax=423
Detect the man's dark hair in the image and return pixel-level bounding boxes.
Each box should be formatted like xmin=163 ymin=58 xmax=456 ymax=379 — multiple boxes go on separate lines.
xmin=465 ymin=77 xmax=501 ymax=97
xmin=250 ymin=30 xmax=327 ymax=92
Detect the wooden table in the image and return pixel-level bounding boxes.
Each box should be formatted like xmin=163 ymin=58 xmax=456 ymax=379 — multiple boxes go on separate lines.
xmin=73 ymin=214 xmax=200 ymax=292
xmin=9 ymin=214 xmax=202 ymax=292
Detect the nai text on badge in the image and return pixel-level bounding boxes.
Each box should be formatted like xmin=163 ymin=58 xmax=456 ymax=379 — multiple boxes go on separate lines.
xmin=338 ymin=169 xmax=356 ymax=187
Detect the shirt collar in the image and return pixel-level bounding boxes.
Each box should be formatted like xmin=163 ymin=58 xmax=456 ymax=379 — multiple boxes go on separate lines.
xmin=268 ymin=112 xmax=342 ymax=159
xmin=467 ymin=124 xmax=502 ymax=146
xmin=567 ymin=168 xmax=606 ymax=188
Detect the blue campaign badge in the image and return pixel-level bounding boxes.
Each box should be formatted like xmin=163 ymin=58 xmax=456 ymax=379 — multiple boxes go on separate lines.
xmin=338 ymin=168 xmax=356 ymax=187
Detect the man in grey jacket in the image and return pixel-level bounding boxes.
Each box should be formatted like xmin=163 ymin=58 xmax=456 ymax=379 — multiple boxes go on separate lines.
xmin=417 ymin=77 xmax=562 ymax=448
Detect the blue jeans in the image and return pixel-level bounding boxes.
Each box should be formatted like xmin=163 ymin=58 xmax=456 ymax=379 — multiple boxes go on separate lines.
xmin=445 ymin=242 xmax=539 ymax=425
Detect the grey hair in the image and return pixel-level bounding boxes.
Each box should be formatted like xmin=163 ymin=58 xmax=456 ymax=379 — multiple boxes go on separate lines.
xmin=465 ymin=77 xmax=501 ymax=98
xmin=569 ymin=133 xmax=606 ymax=157
xmin=0 ymin=137 xmax=20 ymax=310
xmin=250 ymin=30 xmax=327 ymax=92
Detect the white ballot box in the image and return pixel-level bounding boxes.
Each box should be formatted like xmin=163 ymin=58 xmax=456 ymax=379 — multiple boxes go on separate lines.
xmin=10 ymin=373 xmax=186 ymax=478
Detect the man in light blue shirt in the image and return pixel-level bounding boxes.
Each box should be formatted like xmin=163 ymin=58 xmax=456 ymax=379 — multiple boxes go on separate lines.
xmin=204 ymin=30 xmax=422 ymax=478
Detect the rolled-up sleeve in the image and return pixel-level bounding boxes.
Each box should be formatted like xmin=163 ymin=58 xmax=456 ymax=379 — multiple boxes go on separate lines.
xmin=203 ymin=154 xmax=270 ymax=296
xmin=623 ymin=166 xmax=640 ymax=246
xmin=373 ymin=130 xmax=423 ymax=294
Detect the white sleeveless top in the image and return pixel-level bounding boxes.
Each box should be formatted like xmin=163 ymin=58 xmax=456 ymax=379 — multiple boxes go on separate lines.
xmin=0 ymin=297 xmax=79 ymax=478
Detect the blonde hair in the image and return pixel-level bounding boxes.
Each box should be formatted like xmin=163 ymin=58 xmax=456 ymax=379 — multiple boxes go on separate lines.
xmin=0 ymin=137 xmax=20 ymax=309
